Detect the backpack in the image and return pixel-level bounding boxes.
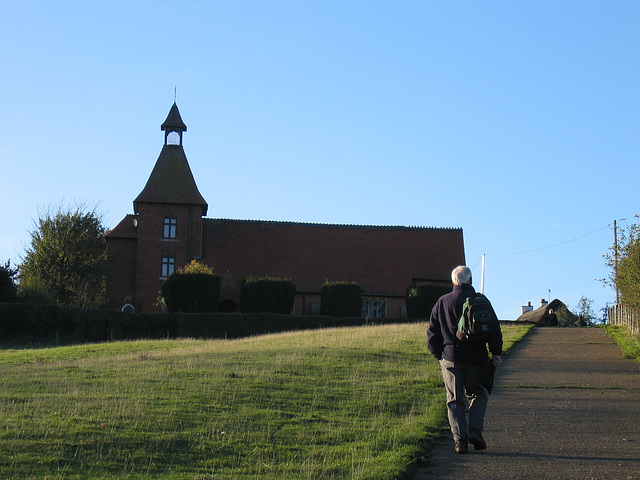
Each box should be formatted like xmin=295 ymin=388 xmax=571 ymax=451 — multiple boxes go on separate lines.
xmin=456 ymin=294 xmax=495 ymax=343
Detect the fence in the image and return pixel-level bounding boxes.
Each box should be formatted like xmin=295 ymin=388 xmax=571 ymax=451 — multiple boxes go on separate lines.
xmin=608 ymin=304 xmax=640 ymax=336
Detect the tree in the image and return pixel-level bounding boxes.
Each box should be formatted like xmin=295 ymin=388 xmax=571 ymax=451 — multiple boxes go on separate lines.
xmin=574 ymin=295 xmax=596 ymax=326
xmin=605 ymin=216 xmax=640 ymax=310
xmin=19 ymin=204 xmax=107 ymax=308
xmin=0 ymin=260 xmax=18 ymax=302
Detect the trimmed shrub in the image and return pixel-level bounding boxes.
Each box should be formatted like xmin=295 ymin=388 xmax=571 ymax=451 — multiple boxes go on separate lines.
xmin=406 ymin=282 xmax=451 ymax=318
xmin=240 ymin=277 xmax=296 ymax=314
xmin=162 ymin=273 xmax=221 ymax=313
xmin=321 ymin=281 xmax=363 ymax=318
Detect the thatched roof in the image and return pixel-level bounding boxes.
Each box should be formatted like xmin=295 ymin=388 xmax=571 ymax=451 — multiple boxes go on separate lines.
xmin=516 ymin=299 xmax=576 ymax=325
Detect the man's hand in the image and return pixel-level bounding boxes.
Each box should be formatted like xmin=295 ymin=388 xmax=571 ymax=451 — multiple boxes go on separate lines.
xmin=492 ymin=355 xmax=502 ymax=368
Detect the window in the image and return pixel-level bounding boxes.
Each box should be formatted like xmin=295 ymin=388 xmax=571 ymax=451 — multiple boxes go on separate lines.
xmin=368 ymin=298 xmax=378 ymax=318
xmin=361 ymin=297 xmax=387 ymax=318
xmin=163 ymin=217 xmax=177 ymax=239
xmin=167 ymin=131 xmax=181 ymax=145
xmin=161 ymin=256 xmax=175 ymax=277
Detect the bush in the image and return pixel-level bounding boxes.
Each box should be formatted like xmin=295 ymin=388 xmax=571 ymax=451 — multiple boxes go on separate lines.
xmin=321 ymin=281 xmax=362 ymax=318
xmin=240 ymin=277 xmax=296 ymax=314
xmin=406 ymin=282 xmax=450 ymax=318
xmin=162 ymin=273 xmax=221 ymax=313
xmin=556 ymin=305 xmax=581 ymax=327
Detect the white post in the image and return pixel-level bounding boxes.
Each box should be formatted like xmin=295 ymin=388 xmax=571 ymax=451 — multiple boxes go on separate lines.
xmin=480 ymin=254 xmax=485 ymax=295
xmin=614 ymin=219 xmax=619 ymax=305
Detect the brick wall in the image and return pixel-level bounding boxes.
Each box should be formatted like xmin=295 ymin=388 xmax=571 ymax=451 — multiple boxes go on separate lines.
xmin=202 ymin=220 xmax=464 ymax=317
xmin=105 ymin=237 xmax=137 ymax=311
xmin=133 ymin=203 xmax=205 ymax=313
xmin=107 ymin=215 xmax=463 ymax=316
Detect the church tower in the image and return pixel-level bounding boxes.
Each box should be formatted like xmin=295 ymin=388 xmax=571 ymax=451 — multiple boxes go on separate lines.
xmin=105 ymin=103 xmax=208 ymax=313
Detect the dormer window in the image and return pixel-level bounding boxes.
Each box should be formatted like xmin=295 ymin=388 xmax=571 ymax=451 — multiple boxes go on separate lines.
xmin=163 ymin=217 xmax=177 ymax=239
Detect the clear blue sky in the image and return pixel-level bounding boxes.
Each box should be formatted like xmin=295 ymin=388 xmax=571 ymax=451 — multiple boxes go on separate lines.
xmin=2 ymin=1 xmax=637 ymax=319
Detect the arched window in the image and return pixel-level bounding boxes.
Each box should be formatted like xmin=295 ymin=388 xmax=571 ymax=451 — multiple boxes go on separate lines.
xmin=361 ymin=298 xmax=369 ymax=317
xmin=361 ymin=297 xmax=388 ymax=318
xmin=377 ymin=299 xmax=387 ymax=318
xmin=368 ymin=298 xmax=377 ymax=318
xmin=167 ymin=131 xmax=181 ymax=145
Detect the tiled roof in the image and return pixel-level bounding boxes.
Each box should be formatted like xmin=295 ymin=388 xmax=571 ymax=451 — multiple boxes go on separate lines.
xmin=206 ymin=218 xmax=461 ymax=231
xmin=105 ymin=214 xmax=138 ymax=239
xmin=133 ymin=145 xmax=208 ymax=214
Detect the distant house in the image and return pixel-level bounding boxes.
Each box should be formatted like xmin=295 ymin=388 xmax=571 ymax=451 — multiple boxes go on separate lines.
xmin=517 ymin=299 xmax=568 ymax=325
xmin=105 ymin=103 xmax=466 ymax=316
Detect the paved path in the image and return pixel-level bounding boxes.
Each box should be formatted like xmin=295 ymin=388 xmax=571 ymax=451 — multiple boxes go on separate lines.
xmin=413 ymin=327 xmax=640 ymax=480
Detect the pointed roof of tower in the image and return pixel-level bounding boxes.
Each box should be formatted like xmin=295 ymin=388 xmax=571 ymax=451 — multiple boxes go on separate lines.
xmin=161 ymin=102 xmax=187 ymax=132
xmin=134 ymin=104 xmax=208 ymax=215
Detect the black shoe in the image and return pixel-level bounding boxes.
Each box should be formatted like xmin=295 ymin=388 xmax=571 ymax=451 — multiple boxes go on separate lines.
xmin=455 ymin=439 xmax=468 ymax=454
xmin=469 ymin=432 xmax=487 ymax=450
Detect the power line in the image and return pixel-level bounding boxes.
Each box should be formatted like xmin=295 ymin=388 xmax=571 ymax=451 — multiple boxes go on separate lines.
xmin=484 ymin=225 xmax=610 ymax=257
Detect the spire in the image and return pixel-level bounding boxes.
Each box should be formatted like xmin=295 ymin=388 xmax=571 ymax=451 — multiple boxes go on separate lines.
xmin=161 ymin=102 xmax=187 ymax=145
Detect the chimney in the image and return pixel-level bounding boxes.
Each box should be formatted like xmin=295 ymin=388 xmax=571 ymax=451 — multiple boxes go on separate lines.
xmin=521 ymin=301 xmax=534 ymax=315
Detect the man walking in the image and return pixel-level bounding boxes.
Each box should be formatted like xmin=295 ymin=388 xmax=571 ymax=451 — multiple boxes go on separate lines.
xmin=427 ymin=265 xmax=503 ymax=454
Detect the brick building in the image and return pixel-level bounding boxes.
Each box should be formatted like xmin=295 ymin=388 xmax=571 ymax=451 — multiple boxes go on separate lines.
xmin=105 ymin=103 xmax=466 ymax=316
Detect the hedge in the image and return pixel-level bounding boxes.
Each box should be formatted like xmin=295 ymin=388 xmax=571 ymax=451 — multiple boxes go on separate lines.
xmin=0 ymin=302 xmax=421 ymax=345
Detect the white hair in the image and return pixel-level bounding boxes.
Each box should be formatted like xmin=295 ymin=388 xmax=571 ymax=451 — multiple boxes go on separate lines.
xmin=451 ymin=265 xmax=472 ymax=286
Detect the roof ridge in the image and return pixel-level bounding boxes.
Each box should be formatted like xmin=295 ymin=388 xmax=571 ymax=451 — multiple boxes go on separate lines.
xmin=204 ymin=217 xmax=461 ymax=231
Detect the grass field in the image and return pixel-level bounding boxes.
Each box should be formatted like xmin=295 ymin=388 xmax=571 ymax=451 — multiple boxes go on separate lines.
xmin=0 ymin=323 xmax=531 ymax=480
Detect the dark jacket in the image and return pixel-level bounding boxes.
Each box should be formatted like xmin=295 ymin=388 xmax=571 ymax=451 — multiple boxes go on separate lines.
xmin=427 ymin=283 xmax=503 ymax=365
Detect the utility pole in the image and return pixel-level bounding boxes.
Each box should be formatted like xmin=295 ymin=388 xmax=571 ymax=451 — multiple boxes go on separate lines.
xmin=614 ymin=220 xmax=619 ymax=305
xmin=480 ymin=254 xmax=485 ymax=295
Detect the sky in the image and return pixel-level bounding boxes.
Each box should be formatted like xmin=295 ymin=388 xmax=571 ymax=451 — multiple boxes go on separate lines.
xmin=1 ymin=0 xmax=638 ymax=320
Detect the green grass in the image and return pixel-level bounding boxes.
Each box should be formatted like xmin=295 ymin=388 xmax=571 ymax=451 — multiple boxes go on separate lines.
xmin=0 ymin=323 xmax=530 ymax=480
xmin=603 ymin=324 xmax=640 ymax=362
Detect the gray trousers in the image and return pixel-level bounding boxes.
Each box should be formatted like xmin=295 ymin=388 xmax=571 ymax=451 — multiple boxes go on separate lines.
xmin=439 ymin=359 xmax=489 ymax=442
